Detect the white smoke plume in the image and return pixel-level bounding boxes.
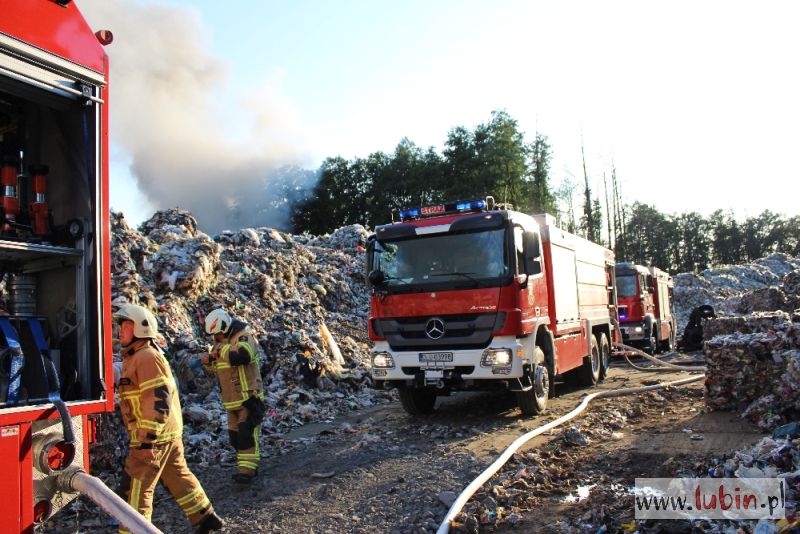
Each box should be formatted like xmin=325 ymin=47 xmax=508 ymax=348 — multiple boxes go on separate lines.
xmin=79 ymin=0 xmax=319 ymax=232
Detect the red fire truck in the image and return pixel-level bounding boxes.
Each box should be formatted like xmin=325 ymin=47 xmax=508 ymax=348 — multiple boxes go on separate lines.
xmin=0 ymin=1 xmax=114 ymax=531
xmin=367 ymin=199 xmax=618 ymax=415
xmin=615 ymin=262 xmax=676 ymax=354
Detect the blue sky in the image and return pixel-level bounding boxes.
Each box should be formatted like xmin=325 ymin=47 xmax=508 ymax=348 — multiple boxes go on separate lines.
xmin=81 ymin=0 xmax=800 ymax=230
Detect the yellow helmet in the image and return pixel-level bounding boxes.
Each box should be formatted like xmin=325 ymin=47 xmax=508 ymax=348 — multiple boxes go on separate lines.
xmin=113 ymin=303 xmax=159 ymax=339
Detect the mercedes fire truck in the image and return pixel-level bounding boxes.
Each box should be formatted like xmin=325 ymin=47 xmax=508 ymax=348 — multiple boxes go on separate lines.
xmin=0 ymin=1 xmax=114 ymax=531
xmin=367 ymin=199 xmax=618 ymax=415
xmin=615 ymin=262 xmax=676 ymax=354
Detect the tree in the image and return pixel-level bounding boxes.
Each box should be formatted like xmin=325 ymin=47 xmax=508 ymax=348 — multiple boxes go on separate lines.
xmin=529 ymin=133 xmax=557 ymax=215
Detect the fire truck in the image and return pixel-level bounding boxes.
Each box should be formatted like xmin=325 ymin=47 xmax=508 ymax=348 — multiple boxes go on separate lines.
xmin=615 ymin=262 xmax=676 ymax=354
xmin=0 ymin=1 xmax=114 ymax=531
xmin=366 ymin=199 xmax=618 ymax=415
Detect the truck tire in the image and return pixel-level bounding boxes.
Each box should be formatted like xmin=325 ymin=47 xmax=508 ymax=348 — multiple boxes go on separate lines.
xmin=515 ymin=347 xmax=548 ymax=415
xmin=645 ymin=325 xmax=658 ymax=355
xmin=577 ymin=336 xmax=600 ymax=386
xmin=398 ymin=388 xmax=437 ymax=415
xmin=597 ymin=333 xmax=610 ymax=380
xmin=660 ymin=325 xmax=675 ymax=352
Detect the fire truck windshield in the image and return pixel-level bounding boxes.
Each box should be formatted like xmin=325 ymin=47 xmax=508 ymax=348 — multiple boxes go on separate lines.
xmin=373 ymin=228 xmax=508 ymax=290
xmin=616 ymin=275 xmax=638 ymax=298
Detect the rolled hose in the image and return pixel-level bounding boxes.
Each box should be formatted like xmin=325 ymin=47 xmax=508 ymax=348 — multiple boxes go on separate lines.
xmin=435 ymin=372 xmax=705 ymax=533
xmin=57 ymin=468 xmax=163 ymax=534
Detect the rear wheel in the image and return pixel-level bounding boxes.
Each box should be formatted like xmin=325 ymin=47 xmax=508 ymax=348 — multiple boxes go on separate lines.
xmin=660 ymin=324 xmax=675 ymax=352
xmin=577 ymin=336 xmax=600 ymax=386
xmin=398 ymin=388 xmax=437 ymax=415
xmin=516 ymin=347 xmax=549 ymax=415
xmin=597 ymin=333 xmax=610 ymax=380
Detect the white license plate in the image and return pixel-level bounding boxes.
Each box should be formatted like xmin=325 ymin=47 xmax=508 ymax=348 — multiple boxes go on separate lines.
xmin=419 ymin=352 xmax=453 ymax=363
xmin=424 ymin=369 xmax=444 ymax=379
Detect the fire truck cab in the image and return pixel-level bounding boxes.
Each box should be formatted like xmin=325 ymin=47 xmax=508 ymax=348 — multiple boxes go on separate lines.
xmin=615 ymin=262 xmax=676 ymax=354
xmin=367 ymin=199 xmax=617 ymax=416
xmin=0 ymin=2 xmax=113 ymax=531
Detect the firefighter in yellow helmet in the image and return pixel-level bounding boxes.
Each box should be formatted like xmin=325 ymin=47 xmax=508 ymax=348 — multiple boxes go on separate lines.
xmin=114 ymin=303 xmax=222 ymax=533
xmin=200 ymin=308 xmax=265 ymax=484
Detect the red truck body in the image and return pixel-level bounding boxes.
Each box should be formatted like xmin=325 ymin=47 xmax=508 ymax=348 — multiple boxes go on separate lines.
xmin=0 ymin=2 xmax=113 ymax=530
xmin=615 ymin=262 xmax=676 ymax=354
xmin=367 ymin=202 xmax=618 ymax=415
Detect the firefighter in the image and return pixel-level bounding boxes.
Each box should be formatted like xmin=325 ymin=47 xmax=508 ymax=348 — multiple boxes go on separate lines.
xmin=200 ymin=308 xmax=266 ymax=484
xmin=114 ymin=303 xmax=223 ymax=534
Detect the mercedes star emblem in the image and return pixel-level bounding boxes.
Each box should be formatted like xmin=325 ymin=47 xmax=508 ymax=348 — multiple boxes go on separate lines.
xmin=425 ymin=317 xmax=445 ymax=340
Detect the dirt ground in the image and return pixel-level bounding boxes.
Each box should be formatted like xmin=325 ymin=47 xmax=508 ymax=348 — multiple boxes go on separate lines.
xmin=45 ymin=356 xmax=765 ymax=534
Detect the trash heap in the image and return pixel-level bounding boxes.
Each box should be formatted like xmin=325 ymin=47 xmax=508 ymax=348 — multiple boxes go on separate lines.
xmin=673 ymin=253 xmax=800 ymax=327
xmin=704 ymin=312 xmax=800 ymax=430
xmin=93 ymin=208 xmax=386 ymax=473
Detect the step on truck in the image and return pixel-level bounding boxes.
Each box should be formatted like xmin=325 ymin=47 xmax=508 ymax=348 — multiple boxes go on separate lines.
xmin=0 ymin=2 xmax=114 ymax=531
xmin=366 ymin=199 xmax=618 ymax=415
xmin=615 ymin=262 xmax=676 ymax=354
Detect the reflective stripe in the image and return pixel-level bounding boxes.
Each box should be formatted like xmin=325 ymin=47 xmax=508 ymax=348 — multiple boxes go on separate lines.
xmin=239 ymin=366 xmax=249 ymax=392
xmin=238 ymin=460 xmax=259 ymax=470
xmin=138 ymin=420 xmax=165 ymax=431
xmin=183 ymin=497 xmax=211 ymax=516
xmin=177 ymin=488 xmax=202 ymax=506
xmin=129 ymin=478 xmax=142 ymax=512
xmin=139 ymin=375 xmax=171 ymax=391
xmin=222 ymin=399 xmax=244 ymax=409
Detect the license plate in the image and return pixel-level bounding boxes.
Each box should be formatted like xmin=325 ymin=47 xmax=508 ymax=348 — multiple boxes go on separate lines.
xmin=419 ymin=352 xmax=453 ymax=363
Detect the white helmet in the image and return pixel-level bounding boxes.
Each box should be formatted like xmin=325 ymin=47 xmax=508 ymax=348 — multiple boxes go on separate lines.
xmin=113 ymin=303 xmax=159 ymax=339
xmin=204 ymin=308 xmax=232 ymax=335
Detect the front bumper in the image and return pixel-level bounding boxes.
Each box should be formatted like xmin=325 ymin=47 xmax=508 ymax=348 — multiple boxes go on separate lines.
xmin=369 ymin=336 xmax=524 ymax=386
xmin=619 ymin=322 xmax=646 ymax=341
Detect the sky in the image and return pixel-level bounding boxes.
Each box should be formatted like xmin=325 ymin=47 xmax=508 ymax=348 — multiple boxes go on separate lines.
xmin=80 ymin=0 xmax=800 ymax=232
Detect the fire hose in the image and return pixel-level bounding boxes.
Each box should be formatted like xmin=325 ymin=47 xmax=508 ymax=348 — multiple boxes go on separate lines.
xmin=57 ymin=468 xmax=163 ymax=534
xmin=436 ymin=345 xmax=706 ymax=534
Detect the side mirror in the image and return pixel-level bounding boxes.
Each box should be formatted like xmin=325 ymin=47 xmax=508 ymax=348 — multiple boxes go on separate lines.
xmin=522 ymin=231 xmax=542 ymax=275
xmin=368 ymin=269 xmax=385 ymax=286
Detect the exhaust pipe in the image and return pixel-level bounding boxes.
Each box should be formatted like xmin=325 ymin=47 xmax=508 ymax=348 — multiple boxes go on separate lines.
xmin=57 ymin=468 xmax=163 ymax=534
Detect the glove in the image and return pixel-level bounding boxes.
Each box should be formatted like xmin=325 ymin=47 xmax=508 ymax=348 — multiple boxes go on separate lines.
xmin=113 ymin=361 xmax=123 ymax=386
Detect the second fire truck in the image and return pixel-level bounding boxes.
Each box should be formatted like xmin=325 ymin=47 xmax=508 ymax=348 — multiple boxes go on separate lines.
xmin=367 ymin=199 xmax=618 ymax=415
xmin=615 ymin=262 xmax=677 ymax=354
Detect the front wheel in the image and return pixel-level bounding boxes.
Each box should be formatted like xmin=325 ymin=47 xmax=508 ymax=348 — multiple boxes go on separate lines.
xmin=645 ymin=326 xmax=658 ymax=355
xmin=516 ymin=347 xmax=549 ymax=415
xmin=398 ymin=388 xmax=437 ymax=415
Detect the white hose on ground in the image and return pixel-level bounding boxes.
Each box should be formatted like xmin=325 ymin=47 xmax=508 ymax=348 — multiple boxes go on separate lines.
xmin=57 ymin=468 xmax=163 ymax=534
xmin=435 ymin=373 xmax=705 ymax=534
xmin=615 ymin=342 xmax=707 ymax=372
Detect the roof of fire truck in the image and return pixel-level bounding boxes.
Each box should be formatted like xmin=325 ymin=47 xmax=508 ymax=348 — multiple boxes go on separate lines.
xmin=0 ymin=1 xmax=107 ymax=74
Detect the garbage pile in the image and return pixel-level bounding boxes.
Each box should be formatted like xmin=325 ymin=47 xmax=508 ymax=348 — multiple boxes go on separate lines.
xmin=93 ymin=208 xmax=386 ymax=473
xmin=673 ymin=253 xmax=800 ymax=328
xmin=704 ymin=313 xmax=800 ymax=430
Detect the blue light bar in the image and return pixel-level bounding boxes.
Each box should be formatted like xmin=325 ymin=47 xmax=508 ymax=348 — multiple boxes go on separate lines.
xmin=456 ymin=199 xmax=486 ymax=211
xmin=399 ymin=207 xmax=421 ymax=220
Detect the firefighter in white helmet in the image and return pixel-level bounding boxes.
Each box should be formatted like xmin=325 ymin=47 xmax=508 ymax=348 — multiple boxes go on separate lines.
xmin=114 ymin=303 xmax=223 ymax=533
xmin=200 ymin=308 xmax=265 ymax=484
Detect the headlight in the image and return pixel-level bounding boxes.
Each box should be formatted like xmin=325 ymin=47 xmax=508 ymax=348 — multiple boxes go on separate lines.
xmin=634 ymin=326 xmax=643 ymax=333
xmin=481 ymin=348 xmax=512 ymax=367
xmin=372 ymin=351 xmax=395 ymax=369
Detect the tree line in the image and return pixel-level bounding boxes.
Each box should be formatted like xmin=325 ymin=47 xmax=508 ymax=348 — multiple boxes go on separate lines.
xmin=288 ymin=110 xmax=800 ymax=273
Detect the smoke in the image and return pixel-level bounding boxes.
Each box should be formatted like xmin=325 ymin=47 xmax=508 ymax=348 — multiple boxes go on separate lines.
xmin=79 ymin=0 xmax=319 ymax=232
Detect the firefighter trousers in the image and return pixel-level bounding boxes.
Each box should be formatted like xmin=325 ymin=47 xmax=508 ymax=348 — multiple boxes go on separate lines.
xmin=226 ymin=398 xmax=264 ymax=475
xmin=119 ymin=438 xmax=214 ymax=533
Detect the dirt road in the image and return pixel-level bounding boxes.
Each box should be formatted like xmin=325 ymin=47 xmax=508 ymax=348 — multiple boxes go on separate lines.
xmin=48 ymin=359 xmax=764 ymax=533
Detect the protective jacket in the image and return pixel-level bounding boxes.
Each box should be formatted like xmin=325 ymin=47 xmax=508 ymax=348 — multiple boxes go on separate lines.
xmin=208 ymin=321 xmax=263 ymax=409
xmin=118 ymin=338 xmax=183 ymax=447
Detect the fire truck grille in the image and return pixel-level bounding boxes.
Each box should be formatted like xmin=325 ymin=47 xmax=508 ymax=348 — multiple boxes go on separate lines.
xmin=375 ymin=313 xmax=505 ymax=351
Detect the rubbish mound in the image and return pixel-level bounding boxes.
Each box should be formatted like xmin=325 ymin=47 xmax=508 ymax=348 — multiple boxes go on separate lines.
xmin=93 ymin=208 xmax=387 ymax=474
xmin=704 ymin=312 xmax=800 ymax=430
xmin=673 ymin=252 xmax=800 ymax=327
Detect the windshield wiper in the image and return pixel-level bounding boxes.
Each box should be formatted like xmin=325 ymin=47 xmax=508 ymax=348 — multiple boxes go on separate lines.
xmin=429 ymin=271 xmax=488 ymax=287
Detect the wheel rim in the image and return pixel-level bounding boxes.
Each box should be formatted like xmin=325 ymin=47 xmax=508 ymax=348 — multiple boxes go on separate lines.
xmin=534 ymin=366 xmax=549 ymax=401
xmin=591 ymin=347 xmax=600 ymax=374
xmin=601 ymin=344 xmax=609 ymax=370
